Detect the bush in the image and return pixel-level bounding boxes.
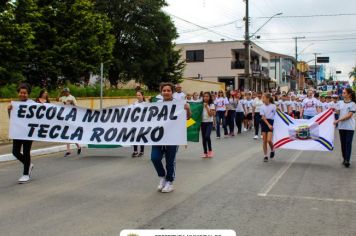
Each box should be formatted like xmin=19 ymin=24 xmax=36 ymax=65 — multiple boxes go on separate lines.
xmin=0 ymin=83 xmax=157 ymax=99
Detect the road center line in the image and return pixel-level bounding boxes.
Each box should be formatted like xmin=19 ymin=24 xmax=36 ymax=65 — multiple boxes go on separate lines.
xmin=258 ymin=150 xmax=303 ymax=196
xmin=259 ymin=193 xmax=356 ymax=204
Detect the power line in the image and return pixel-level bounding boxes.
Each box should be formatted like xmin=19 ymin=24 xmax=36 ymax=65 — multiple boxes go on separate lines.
xmin=169 ymin=13 xmax=238 ymax=40
xmin=178 ymin=20 xmax=242 ymax=34
xmin=255 ymin=13 xmax=356 ymax=19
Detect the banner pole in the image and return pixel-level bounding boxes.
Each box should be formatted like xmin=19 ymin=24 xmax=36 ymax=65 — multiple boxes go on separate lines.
xmin=100 ymin=62 xmax=104 ymax=109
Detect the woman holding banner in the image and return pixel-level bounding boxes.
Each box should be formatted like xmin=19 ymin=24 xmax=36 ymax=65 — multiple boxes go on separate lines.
xmin=7 ymin=84 xmax=35 ymax=183
xmin=151 ymin=82 xmax=191 ymax=193
xmin=334 ymin=88 xmax=356 ymax=168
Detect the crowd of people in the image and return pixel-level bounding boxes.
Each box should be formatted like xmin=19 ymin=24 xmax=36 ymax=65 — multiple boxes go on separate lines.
xmin=6 ymin=83 xmax=356 ymax=194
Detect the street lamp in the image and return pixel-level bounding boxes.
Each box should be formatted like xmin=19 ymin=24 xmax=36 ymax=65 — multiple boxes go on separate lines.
xmin=249 ymin=12 xmax=283 ymax=39
xmin=245 ymin=12 xmax=282 ymax=91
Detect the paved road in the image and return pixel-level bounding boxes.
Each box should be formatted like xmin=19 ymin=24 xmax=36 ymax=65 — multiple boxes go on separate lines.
xmin=0 ymin=131 xmax=355 ymax=236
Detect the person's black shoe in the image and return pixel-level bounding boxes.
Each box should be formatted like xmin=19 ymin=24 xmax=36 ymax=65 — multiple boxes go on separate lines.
xmin=263 ymin=156 xmax=268 ymax=162
xmin=132 ymin=152 xmax=139 ymax=158
xmin=138 ymin=152 xmax=144 ymax=157
xmin=64 ymin=152 xmax=71 ymax=157
xmin=342 ymin=160 xmax=346 ymax=165
xmin=77 ymin=148 xmax=82 ymax=155
xmin=344 ymin=162 xmax=350 ymax=168
xmin=270 ymin=151 xmax=275 ymax=159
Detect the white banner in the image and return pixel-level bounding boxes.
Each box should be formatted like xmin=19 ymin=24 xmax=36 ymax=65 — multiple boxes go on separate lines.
xmin=9 ymin=101 xmax=187 ymax=145
xmin=273 ymin=109 xmax=335 ymax=151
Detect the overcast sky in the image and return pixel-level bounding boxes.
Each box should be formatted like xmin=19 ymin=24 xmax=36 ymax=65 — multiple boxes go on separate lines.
xmin=165 ymin=0 xmax=356 ymax=81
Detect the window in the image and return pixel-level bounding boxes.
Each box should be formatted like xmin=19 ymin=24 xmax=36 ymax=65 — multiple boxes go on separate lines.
xmin=186 ymin=50 xmax=204 ymax=62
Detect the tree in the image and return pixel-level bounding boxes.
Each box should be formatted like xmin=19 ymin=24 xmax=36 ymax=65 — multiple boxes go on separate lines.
xmin=350 ymin=67 xmax=356 ymax=79
xmin=95 ymin=0 xmax=185 ymax=90
xmin=0 ymin=0 xmax=115 ymax=88
xmin=0 ymin=1 xmax=35 ymax=85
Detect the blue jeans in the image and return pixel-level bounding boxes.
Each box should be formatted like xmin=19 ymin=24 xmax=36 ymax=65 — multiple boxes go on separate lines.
xmin=303 ymin=115 xmax=314 ymax=119
xmin=151 ymin=146 xmax=178 ymax=182
xmin=216 ymin=110 xmax=227 ymax=137
xmin=339 ymin=129 xmax=354 ymax=162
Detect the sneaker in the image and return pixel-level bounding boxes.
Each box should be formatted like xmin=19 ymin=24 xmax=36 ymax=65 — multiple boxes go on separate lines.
xmin=138 ymin=152 xmax=144 ymax=157
xmin=270 ymin=151 xmax=275 ymax=159
xmin=18 ymin=175 xmax=30 ymax=183
xmin=344 ymin=162 xmax=351 ymax=168
xmin=263 ymin=156 xmax=268 ymax=162
xmin=64 ymin=152 xmax=71 ymax=157
xmin=161 ymin=181 xmax=174 ymax=193
xmin=132 ymin=152 xmax=139 ymax=158
xmin=243 ymin=128 xmax=247 ymax=132
xmin=207 ymin=151 xmax=214 ymax=158
xmin=157 ymin=177 xmax=166 ymax=191
xmin=202 ymin=153 xmax=208 ymax=158
xmin=216 ymin=137 xmax=221 ymax=139
xmin=77 ymin=148 xmax=82 ymax=155
xmin=254 ymin=135 xmax=258 ymax=139
xmin=28 ymin=163 xmax=34 ymax=178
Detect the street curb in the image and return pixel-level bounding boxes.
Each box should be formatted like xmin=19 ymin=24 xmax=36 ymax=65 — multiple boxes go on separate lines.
xmin=0 ymin=144 xmax=88 ymax=162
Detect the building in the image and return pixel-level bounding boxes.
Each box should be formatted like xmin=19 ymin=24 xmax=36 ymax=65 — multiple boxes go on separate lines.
xmin=268 ymin=52 xmax=297 ymax=92
xmin=308 ymin=65 xmax=326 ymax=85
xmin=176 ymin=40 xmax=272 ymax=92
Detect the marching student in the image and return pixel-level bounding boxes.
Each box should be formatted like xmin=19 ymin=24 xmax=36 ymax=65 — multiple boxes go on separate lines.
xmin=260 ymin=93 xmax=276 ymax=162
xmin=252 ymin=91 xmax=263 ymax=139
xmin=243 ymin=92 xmax=253 ymax=131
xmin=334 ymin=88 xmax=356 ymax=168
xmin=319 ymin=95 xmax=328 ymax=112
xmin=330 ymin=94 xmax=340 ymax=125
xmin=173 ymin=84 xmax=186 ymax=101
xmin=300 ymin=90 xmax=321 ymax=119
xmin=58 ymin=88 xmax=81 ymax=157
xmin=290 ymin=95 xmax=299 ymax=118
xmin=151 ymin=82 xmax=191 ymax=193
xmin=226 ymin=91 xmax=236 ymax=136
xmin=235 ymin=92 xmax=245 ymax=134
xmin=214 ymin=90 xmax=229 ymax=138
xmin=7 ymin=83 xmax=35 ymax=183
xmin=36 ymin=90 xmax=50 ymax=103
xmin=191 ymin=92 xmax=202 ymax=103
xmin=132 ymin=91 xmax=146 ymax=158
xmin=201 ymin=92 xmax=215 ymax=158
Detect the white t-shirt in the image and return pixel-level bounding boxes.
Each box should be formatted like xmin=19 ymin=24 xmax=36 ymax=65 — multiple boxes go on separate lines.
xmin=173 ymin=92 xmax=186 ymax=101
xmin=302 ymin=97 xmax=320 ymax=116
xmin=214 ymin=97 xmax=229 ymax=111
xmin=320 ymin=102 xmax=330 ymax=112
xmin=202 ymin=104 xmax=215 ymax=122
xmin=253 ymin=98 xmax=263 ymax=113
xmin=235 ymin=100 xmax=244 ymax=112
xmin=59 ymin=95 xmax=77 ymax=106
xmin=280 ymin=100 xmax=290 ymax=113
xmin=260 ymin=104 xmax=277 ymax=120
xmin=338 ymin=101 xmax=356 ymax=130
xmin=329 ymin=101 xmax=340 ymax=110
xmin=244 ymin=99 xmax=253 ymax=113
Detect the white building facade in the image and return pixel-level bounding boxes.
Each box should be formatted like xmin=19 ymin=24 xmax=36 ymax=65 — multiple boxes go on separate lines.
xmin=176 ymin=40 xmax=273 ymax=92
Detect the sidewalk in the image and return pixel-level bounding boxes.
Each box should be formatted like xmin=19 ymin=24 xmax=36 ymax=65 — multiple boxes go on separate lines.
xmin=0 ymin=142 xmax=86 ymax=162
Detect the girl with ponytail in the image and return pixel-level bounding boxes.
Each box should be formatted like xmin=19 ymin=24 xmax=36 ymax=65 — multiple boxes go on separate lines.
xmin=334 ymin=88 xmax=356 ymax=167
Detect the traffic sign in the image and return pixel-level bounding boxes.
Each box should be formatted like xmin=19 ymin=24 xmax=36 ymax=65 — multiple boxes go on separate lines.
xmin=317 ymin=57 xmax=329 ymax=63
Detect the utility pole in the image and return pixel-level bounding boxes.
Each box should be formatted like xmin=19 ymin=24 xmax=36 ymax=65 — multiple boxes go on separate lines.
xmin=314 ymin=53 xmax=321 ymax=88
xmin=293 ymin=36 xmax=305 ymax=91
xmin=244 ymin=0 xmax=250 ymax=91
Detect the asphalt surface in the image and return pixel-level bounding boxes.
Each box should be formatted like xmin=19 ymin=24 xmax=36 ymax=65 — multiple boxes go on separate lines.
xmin=0 ymin=131 xmax=355 ymax=236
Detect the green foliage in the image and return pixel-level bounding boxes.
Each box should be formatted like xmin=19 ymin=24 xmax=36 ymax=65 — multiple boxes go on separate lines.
xmin=0 ymin=83 xmax=156 ymax=98
xmin=350 ymin=67 xmax=356 ymax=79
xmin=95 ymin=0 xmax=184 ymax=90
xmin=0 ymin=0 xmax=183 ymax=91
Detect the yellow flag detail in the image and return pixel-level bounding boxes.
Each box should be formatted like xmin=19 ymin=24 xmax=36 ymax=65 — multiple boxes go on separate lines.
xmin=186 ymin=118 xmax=196 ymax=128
